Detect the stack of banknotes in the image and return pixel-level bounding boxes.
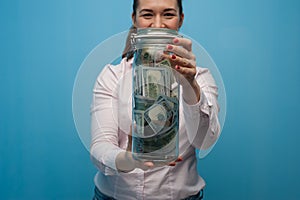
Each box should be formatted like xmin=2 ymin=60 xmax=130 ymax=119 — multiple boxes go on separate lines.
xmin=132 ymin=48 xmax=179 ymax=154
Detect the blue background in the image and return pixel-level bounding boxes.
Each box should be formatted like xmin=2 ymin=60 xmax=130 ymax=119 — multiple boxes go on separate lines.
xmin=0 ymin=0 xmax=299 ymax=199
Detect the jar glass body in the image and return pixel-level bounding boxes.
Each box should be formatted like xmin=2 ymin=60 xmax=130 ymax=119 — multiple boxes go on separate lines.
xmin=131 ymin=28 xmax=180 ymax=163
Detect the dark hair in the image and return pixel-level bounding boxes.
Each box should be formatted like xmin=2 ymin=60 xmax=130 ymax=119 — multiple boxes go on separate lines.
xmin=132 ymin=0 xmax=183 ymax=16
xmin=122 ymin=26 xmax=136 ymax=60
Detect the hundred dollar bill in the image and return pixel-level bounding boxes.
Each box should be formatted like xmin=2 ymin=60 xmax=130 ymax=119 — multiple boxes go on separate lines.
xmin=157 ymin=58 xmax=171 ymax=68
xmin=171 ymin=82 xmax=179 ymax=97
xmin=144 ymin=103 xmax=172 ymax=134
xmin=134 ymin=94 xmax=155 ymax=110
xmin=158 ymin=58 xmax=177 ymax=85
xmin=142 ymin=67 xmax=170 ymax=99
xmin=156 ymin=95 xmax=179 ymax=113
xmin=133 ymin=110 xmax=145 ymax=137
xmin=134 ymin=48 xmax=156 ymax=67
xmin=134 ymin=65 xmax=146 ymax=96
xmin=133 ymin=109 xmax=156 ymax=138
xmin=134 ymin=67 xmax=141 ymax=95
xmin=157 ymin=58 xmax=173 ymax=87
xmin=132 ymin=121 xmax=177 ymax=153
xmin=136 ymin=48 xmax=171 ymax=66
xmin=148 ymin=136 xmax=177 ymax=157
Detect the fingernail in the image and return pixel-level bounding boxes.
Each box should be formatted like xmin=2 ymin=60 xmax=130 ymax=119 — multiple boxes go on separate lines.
xmin=167 ymin=45 xmax=173 ymax=50
xmin=172 ymin=55 xmax=176 ymax=59
xmin=173 ymin=38 xmax=179 ymax=43
xmin=177 ymin=157 xmax=183 ymax=162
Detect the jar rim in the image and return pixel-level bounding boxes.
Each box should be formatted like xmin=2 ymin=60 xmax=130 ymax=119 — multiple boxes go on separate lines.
xmin=131 ymin=28 xmax=182 ymax=46
xmin=136 ymin=28 xmax=179 ymax=36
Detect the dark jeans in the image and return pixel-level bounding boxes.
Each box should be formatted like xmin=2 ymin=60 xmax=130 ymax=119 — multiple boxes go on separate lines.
xmin=93 ymin=186 xmax=204 ymax=200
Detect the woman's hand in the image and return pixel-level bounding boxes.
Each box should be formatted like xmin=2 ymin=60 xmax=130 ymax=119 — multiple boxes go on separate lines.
xmin=115 ymin=128 xmax=183 ymax=173
xmin=115 ymin=151 xmax=154 ymax=172
xmin=166 ymin=38 xmax=196 ymax=83
xmin=165 ymin=37 xmax=201 ymax=104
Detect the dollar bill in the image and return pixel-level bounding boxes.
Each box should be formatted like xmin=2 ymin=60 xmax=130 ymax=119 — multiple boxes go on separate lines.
xmin=170 ymin=82 xmax=179 ymax=97
xmin=134 ymin=48 xmax=156 ymax=67
xmin=157 ymin=58 xmax=171 ymax=68
xmin=156 ymin=95 xmax=178 ymax=111
xmin=133 ymin=110 xmax=145 ymax=137
xmin=142 ymin=67 xmax=170 ymax=99
xmin=157 ymin=59 xmax=173 ymax=90
xmin=144 ymin=104 xmax=168 ymax=134
xmin=133 ymin=109 xmax=157 ymax=138
xmin=132 ymin=122 xmax=177 ymax=153
xmin=134 ymin=94 xmax=155 ymax=110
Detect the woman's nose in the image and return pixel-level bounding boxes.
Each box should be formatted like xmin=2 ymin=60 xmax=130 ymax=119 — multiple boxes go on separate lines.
xmin=151 ymin=16 xmax=166 ymax=28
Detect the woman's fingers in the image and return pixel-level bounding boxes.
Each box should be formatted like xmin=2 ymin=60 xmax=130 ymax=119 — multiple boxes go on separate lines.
xmin=168 ymin=156 xmax=183 ymax=166
xmin=164 ymin=37 xmax=196 ymax=72
xmin=144 ymin=161 xmax=154 ymax=168
xmin=169 ymin=54 xmax=196 ymax=69
xmin=166 ymin=44 xmax=193 ymax=60
xmin=176 ymin=156 xmax=183 ymax=162
xmin=173 ymin=37 xmax=192 ymax=51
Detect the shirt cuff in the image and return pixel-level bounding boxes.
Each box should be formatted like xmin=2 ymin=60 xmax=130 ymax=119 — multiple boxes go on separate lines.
xmin=102 ymin=148 xmax=126 ymax=175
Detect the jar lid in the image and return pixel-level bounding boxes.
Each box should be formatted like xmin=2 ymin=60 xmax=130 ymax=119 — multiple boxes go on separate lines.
xmin=131 ymin=28 xmax=182 ymax=49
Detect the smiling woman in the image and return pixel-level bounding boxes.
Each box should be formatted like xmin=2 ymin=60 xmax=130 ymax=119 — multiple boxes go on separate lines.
xmin=90 ymin=0 xmax=220 ymax=199
xmin=132 ymin=0 xmax=184 ymax=30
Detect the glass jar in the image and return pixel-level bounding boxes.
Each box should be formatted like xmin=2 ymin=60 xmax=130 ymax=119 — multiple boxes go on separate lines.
xmin=131 ymin=28 xmax=181 ymax=163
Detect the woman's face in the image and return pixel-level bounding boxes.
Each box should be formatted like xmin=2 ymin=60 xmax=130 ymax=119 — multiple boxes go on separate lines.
xmin=132 ymin=0 xmax=184 ymax=30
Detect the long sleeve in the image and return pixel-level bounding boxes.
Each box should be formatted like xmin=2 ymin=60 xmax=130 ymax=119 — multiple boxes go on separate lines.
xmin=182 ymin=67 xmax=220 ymax=151
xmin=90 ymin=65 xmax=125 ymax=175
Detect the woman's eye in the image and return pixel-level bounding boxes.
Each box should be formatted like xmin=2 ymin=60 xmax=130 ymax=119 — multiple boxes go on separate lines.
xmin=142 ymin=14 xmax=153 ymax=18
xmin=164 ymin=13 xmax=176 ymax=18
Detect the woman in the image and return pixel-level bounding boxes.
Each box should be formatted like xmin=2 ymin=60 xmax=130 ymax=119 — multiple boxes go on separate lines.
xmin=90 ymin=0 xmax=220 ymax=199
